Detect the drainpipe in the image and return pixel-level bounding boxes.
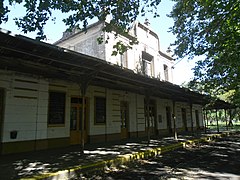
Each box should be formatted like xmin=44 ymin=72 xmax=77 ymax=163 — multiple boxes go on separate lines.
xmin=80 ymin=83 xmax=87 ymax=154
xmin=229 ymin=109 xmax=232 ymax=127
xmin=76 ymin=66 xmax=105 ymax=153
xmin=136 ymin=94 xmax=138 ymax=137
xmin=205 ymin=110 xmax=208 ymax=133
xmin=172 ymin=100 xmax=177 ymax=140
xmin=77 ymin=78 xmax=91 ymax=154
xmin=225 ymin=109 xmax=228 ymax=131
xmin=105 ymin=88 xmax=107 ymax=142
xmin=34 ymin=85 xmax=40 ymax=151
xmin=145 ymin=93 xmax=150 ymax=144
xmin=216 ymin=109 xmax=219 ymax=133
xmin=190 ymin=102 xmax=194 ymax=135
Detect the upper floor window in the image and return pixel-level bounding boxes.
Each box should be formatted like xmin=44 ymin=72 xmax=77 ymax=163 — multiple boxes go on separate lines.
xmin=120 ymin=52 xmax=128 ymax=68
xmin=164 ymin=64 xmax=169 ymax=81
xmin=142 ymin=51 xmax=153 ymax=76
xmin=48 ymin=91 xmax=66 ymax=125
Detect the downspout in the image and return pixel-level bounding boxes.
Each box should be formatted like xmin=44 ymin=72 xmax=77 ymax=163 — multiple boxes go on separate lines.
xmin=77 ymin=75 xmax=93 ymax=154
xmin=105 ymin=88 xmax=107 ymax=142
xmin=34 ymin=83 xmax=40 ymax=151
xmin=172 ymin=100 xmax=177 ymax=140
xmin=216 ymin=109 xmax=219 ymax=133
xmin=80 ymin=83 xmax=87 ymax=154
xmin=190 ymin=101 xmax=194 ymax=134
xmin=76 ymin=66 xmax=105 ymax=153
xmin=225 ymin=109 xmax=228 ymax=131
xmin=229 ymin=109 xmax=232 ymax=127
xmin=136 ymin=94 xmax=138 ymax=137
xmin=145 ymin=93 xmax=150 ymax=144
xmin=205 ymin=110 xmax=208 ymax=133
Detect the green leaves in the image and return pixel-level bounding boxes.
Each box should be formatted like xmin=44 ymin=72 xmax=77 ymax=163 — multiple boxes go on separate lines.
xmin=169 ymin=0 xmax=240 ymax=105
xmin=1 ymin=0 xmax=162 ymax=41
xmin=0 ymin=1 xmax=10 ymax=24
xmin=111 ymin=41 xmax=131 ymax=56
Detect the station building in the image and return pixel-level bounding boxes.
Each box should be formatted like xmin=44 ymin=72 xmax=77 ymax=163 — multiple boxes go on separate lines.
xmin=0 ymin=21 xmax=205 ymax=154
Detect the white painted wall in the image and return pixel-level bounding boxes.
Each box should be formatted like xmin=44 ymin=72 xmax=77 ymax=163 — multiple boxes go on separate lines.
xmin=55 ymin=21 xmax=174 ymax=83
xmin=0 ymin=70 xmax=204 ymax=144
xmin=1 ymin=72 xmax=48 ymax=142
xmin=192 ymin=104 xmax=204 ymax=127
xmin=55 ymin=22 xmax=105 ymax=60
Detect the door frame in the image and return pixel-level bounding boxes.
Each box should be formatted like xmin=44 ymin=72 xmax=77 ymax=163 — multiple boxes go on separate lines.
xmin=166 ymin=106 xmax=172 ymax=134
xmin=181 ymin=108 xmax=188 ymax=131
xmin=195 ymin=110 xmax=200 ymax=129
xmin=145 ymin=99 xmax=157 ymax=136
xmin=120 ymin=101 xmax=129 ymax=139
xmin=70 ymin=97 xmax=88 ymax=145
xmin=0 ymin=88 xmax=5 ymax=152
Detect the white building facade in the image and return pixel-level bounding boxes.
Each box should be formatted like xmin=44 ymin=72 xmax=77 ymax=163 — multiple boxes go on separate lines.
xmin=55 ymin=21 xmax=174 ymax=82
xmin=0 ymin=24 xmax=204 ymax=154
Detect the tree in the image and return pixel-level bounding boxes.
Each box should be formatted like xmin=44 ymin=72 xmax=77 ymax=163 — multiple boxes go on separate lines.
xmin=169 ymin=0 xmax=240 ymax=105
xmin=0 ymin=0 xmax=160 ymax=40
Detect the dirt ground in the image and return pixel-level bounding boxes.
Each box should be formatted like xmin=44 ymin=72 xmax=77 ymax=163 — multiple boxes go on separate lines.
xmin=80 ymin=133 xmax=240 ymax=180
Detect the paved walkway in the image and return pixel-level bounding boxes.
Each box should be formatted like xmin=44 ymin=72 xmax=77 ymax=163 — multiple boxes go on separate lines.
xmin=0 ymin=131 xmax=236 ymax=180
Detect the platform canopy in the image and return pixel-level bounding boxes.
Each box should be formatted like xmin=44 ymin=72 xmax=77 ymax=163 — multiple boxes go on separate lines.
xmin=204 ymin=99 xmax=236 ymax=110
xmin=0 ymin=30 xmax=207 ymax=105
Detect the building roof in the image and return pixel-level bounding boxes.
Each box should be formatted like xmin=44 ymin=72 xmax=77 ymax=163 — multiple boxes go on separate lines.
xmin=0 ymin=29 xmax=207 ymax=105
xmin=54 ymin=21 xmax=103 ymax=45
xmin=204 ymin=99 xmax=236 ymax=110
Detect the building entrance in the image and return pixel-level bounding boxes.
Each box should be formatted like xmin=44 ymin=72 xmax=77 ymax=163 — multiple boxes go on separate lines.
xmin=70 ymin=97 xmax=88 ymax=145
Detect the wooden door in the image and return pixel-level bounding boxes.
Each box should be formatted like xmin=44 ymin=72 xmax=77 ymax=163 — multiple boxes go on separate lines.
xmin=182 ymin=108 xmax=188 ymax=131
xmin=149 ymin=104 xmax=157 ymax=135
xmin=120 ymin=101 xmax=129 ymax=139
xmin=166 ymin=106 xmax=172 ymax=133
xmin=195 ymin=110 xmax=200 ymax=129
xmin=144 ymin=99 xmax=157 ymax=136
xmin=70 ymin=98 xmax=88 ymax=145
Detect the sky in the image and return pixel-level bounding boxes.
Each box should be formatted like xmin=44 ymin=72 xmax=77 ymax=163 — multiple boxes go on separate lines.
xmin=0 ymin=0 xmax=198 ymax=85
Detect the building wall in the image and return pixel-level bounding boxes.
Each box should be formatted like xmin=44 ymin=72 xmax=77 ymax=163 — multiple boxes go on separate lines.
xmin=192 ymin=104 xmax=204 ymax=128
xmin=156 ymin=98 xmax=172 ymax=130
xmin=55 ymin=21 xmax=174 ymax=83
xmin=0 ymin=70 xmax=204 ymax=154
xmin=1 ymin=72 xmax=48 ymax=143
xmin=56 ymin=22 xmax=105 ymax=60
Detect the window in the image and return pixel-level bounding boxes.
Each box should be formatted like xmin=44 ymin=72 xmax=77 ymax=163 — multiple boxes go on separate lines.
xmin=95 ymin=97 xmax=106 ymax=124
xmin=120 ymin=101 xmax=128 ymax=128
xmin=48 ymin=92 xmax=66 ymax=125
xmin=120 ymin=52 xmax=128 ymax=68
xmin=164 ymin=64 xmax=169 ymax=81
xmin=142 ymin=51 xmax=153 ymax=76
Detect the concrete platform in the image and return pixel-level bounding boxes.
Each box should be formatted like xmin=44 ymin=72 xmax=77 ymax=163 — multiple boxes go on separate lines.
xmin=0 ymin=131 xmax=236 ymax=180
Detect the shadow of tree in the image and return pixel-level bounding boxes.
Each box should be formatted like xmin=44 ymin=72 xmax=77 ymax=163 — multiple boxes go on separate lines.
xmin=82 ymin=134 xmax=240 ymax=179
xmin=0 ymin=136 xmax=179 ymax=179
xmin=1 ymin=133 xmax=239 ymax=179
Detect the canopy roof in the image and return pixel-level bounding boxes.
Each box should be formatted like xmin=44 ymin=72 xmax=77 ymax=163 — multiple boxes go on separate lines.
xmin=0 ymin=29 xmax=207 ymax=104
xmin=204 ymin=99 xmax=236 ymax=110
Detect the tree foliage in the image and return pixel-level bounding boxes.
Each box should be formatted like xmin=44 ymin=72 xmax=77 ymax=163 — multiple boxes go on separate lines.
xmin=169 ymin=0 xmax=240 ymax=106
xmin=0 ymin=0 xmax=160 ymax=40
